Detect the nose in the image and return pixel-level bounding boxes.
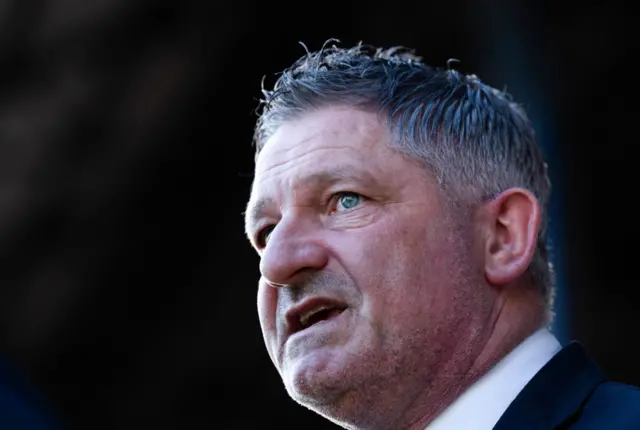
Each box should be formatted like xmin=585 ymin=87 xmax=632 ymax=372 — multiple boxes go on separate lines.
xmin=259 ymin=215 xmax=329 ymax=288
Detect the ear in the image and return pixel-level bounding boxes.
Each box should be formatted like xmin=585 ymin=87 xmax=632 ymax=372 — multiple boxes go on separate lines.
xmin=482 ymin=188 xmax=541 ymax=286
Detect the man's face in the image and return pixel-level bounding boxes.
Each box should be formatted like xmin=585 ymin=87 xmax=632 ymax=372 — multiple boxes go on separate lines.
xmin=245 ymin=106 xmax=489 ymax=424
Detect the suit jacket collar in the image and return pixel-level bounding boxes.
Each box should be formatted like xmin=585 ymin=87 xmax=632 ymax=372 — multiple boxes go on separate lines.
xmin=493 ymin=342 xmax=606 ymax=430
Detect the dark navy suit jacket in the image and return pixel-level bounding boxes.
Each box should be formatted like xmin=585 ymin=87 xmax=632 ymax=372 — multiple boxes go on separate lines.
xmin=0 ymin=355 xmax=64 ymax=430
xmin=493 ymin=342 xmax=640 ymax=429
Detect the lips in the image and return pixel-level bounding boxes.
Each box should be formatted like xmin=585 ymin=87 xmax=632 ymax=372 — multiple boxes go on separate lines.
xmin=285 ymin=297 xmax=347 ymax=335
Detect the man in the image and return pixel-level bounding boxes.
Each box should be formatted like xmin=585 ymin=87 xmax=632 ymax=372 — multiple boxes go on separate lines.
xmin=243 ymin=41 xmax=640 ymax=429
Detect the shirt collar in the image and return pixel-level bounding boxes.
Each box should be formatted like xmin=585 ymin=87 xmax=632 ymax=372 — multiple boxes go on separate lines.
xmin=426 ymin=328 xmax=562 ymax=430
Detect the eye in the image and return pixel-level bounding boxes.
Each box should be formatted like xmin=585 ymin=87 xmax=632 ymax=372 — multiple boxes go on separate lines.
xmin=256 ymin=225 xmax=275 ymax=248
xmin=333 ymin=192 xmax=363 ymax=213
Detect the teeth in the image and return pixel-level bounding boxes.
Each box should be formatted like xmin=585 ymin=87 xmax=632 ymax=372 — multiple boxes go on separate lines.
xmin=299 ymin=305 xmax=332 ymax=327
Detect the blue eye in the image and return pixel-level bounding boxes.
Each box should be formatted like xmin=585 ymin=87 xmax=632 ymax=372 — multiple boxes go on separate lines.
xmin=336 ymin=193 xmax=361 ymax=211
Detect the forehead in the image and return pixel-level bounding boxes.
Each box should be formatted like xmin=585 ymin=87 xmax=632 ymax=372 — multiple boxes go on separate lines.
xmin=255 ymin=106 xmax=388 ymax=178
xmin=245 ymin=106 xmax=423 ymax=229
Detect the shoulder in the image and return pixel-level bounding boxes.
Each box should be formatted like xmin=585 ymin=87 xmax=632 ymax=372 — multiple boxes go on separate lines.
xmin=572 ymin=381 xmax=640 ymax=429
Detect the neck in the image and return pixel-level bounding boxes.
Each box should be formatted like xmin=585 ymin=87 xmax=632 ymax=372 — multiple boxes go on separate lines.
xmin=406 ymin=285 xmax=546 ymax=430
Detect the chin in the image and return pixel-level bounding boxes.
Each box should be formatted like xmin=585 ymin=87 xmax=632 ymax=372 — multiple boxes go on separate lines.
xmin=289 ymin=379 xmax=373 ymax=430
xmin=283 ymin=348 xmax=351 ymax=408
xmin=284 ymin=352 xmax=395 ymax=430
xmin=288 ymin=379 xmax=357 ymax=430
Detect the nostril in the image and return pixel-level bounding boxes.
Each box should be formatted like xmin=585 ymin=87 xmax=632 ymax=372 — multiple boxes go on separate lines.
xmin=267 ymin=280 xmax=288 ymax=288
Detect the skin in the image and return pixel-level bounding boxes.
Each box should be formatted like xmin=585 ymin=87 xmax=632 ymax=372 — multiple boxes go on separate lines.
xmin=245 ymin=105 xmax=545 ymax=429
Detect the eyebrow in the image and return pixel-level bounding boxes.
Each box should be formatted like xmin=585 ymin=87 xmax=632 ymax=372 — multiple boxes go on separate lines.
xmin=244 ymin=166 xmax=380 ymax=232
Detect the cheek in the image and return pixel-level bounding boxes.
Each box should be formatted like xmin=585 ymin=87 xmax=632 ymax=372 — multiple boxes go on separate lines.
xmin=354 ymin=221 xmax=451 ymax=316
xmin=257 ymin=279 xmax=278 ymax=343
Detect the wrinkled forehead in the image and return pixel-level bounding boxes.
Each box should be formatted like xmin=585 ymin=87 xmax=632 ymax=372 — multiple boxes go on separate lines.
xmin=254 ymin=107 xmax=386 ymax=178
xmin=245 ymin=109 xmax=395 ymax=228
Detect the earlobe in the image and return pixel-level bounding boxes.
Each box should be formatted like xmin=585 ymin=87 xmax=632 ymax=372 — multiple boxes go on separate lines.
xmin=483 ymin=188 xmax=541 ymax=286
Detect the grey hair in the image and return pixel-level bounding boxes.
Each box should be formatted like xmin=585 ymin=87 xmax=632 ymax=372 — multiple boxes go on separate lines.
xmin=252 ymin=40 xmax=554 ymax=317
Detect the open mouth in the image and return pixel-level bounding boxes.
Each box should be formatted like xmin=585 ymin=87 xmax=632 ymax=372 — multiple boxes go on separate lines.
xmin=287 ymin=301 xmax=347 ymax=334
xmin=299 ymin=305 xmax=345 ymax=329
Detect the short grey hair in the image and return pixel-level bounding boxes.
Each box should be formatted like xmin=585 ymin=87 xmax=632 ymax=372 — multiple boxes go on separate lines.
xmin=252 ymin=40 xmax=554 ymax=314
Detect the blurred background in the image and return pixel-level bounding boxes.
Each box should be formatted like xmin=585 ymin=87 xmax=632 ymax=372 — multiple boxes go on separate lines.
xmin=0 ymin=0 xmax=637 ymax=428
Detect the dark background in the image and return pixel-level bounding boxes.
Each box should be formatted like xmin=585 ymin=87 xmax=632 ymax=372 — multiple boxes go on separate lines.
xmin=0 ymin=0 xmax=637 ymax=428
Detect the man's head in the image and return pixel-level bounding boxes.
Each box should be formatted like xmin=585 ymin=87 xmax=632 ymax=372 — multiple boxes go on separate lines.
xmin=244 ymin=41 xmax=554 ymax=428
